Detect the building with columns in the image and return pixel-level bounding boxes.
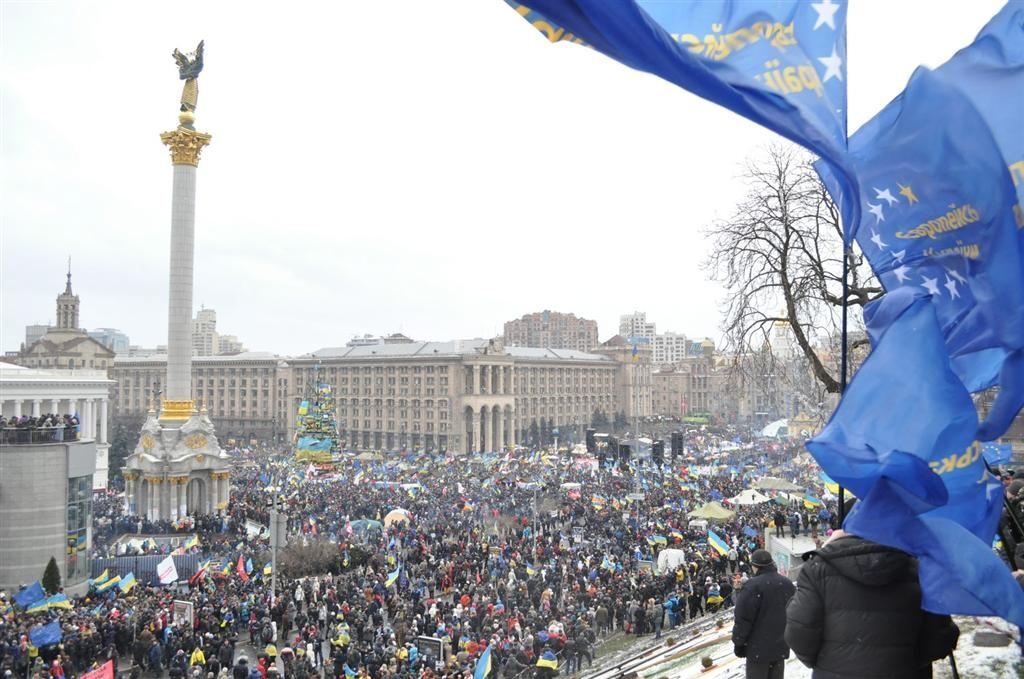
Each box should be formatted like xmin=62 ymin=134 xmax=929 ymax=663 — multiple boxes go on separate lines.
xmin=0 ymin=363 xmax=113 ymax=488
xmin=288 ymin=337 xmax=627 ymax=454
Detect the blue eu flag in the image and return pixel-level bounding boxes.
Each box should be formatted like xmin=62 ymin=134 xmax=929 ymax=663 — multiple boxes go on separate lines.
xmin=818 ymin=67 xmax=1024 ymax=398
xmin=807 ymin=289 xmax=977 ymax=505
xmin=506 ymin=0 xmax=859 ymax=235
xmin=808 ymin=288 xmax=1024 ymax=629
xmin=29 ymin=620 xmax=63 ymax=648
xmin=932 ymin=3 xmax=1024 ymax=221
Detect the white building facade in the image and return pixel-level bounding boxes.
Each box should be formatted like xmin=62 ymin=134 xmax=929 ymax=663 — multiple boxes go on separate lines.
xmin=0 ymin=364 xmax=113 ymax=489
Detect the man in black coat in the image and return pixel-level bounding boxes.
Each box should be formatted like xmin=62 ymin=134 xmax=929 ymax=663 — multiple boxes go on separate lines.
xmin=733 ymin=549 xmax=796 ymax=679
xmin=785 ymin=530 xmax=959 ymax=678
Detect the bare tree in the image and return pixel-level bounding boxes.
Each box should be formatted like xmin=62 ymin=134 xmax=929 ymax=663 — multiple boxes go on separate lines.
xmin=705 ymin=146 xmax=879 ymax=397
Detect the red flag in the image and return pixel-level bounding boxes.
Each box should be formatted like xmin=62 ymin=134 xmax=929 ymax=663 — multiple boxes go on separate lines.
xmin=80 ymin=661 xmax=113 ymax=679
xmin=236 ymin=555 xmax=249 ymax=583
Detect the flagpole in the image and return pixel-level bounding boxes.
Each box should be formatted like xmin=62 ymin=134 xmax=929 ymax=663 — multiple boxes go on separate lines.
xmin=837 ymin=246 xmax=849 ymax=524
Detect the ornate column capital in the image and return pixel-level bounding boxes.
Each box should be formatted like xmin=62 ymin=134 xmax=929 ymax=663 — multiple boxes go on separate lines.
xmin=160 ymin=127 xmax=212 ymax=167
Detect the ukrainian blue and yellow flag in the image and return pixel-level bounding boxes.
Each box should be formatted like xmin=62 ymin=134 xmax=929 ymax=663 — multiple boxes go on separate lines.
xmin=536 ymin=650 xmax=558 ymax=670
xmin=263 ymin=564 xmax=272 ymax=576
xmin=707 ymin=530 xmax=730 ymax=557
xmin=385 ymin=566 xmax=400 ymax=588
xmin=45 ymin=594 xmax=72 ymax=610
xmin=474 ymin=646 xmax=492 ymax=679
xmin=88 ymin=570 xmax=109 ymax=589
xmin=95 ymin=575 xmax=121 ymax=594
xmin=526 ymin=563 xmax=538 ymax=576
xmin=184 ymin=535 xmax=199 ymax=550
xmin=119 ymin=573 xmax=137 ymax=594
xmin=26 ymin=600 xmax=50 ymax=614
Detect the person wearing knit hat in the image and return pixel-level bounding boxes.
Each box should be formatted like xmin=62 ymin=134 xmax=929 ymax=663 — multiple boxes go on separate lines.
xmin=732 ymin=548 xmax=795 ymax=678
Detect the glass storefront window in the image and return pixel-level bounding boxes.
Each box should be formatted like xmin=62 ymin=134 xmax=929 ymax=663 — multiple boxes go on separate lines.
xmin=66 ymin=476 xmax=91 ymax=582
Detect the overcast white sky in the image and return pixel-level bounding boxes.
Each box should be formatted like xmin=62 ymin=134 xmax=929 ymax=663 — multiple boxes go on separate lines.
xmin=0 ymin=0 xmax=1006 ymax=356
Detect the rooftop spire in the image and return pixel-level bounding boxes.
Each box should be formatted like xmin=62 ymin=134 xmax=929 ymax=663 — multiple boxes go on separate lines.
xmin=65 ymin=256 xmax=73 ymax=294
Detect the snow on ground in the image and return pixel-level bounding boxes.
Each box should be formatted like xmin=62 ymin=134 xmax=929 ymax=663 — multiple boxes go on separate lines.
xmin=585 ymin=615 xmax=1024 ymax=678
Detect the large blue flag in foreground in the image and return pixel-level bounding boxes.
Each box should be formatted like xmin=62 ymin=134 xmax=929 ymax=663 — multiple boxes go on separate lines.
xmin=933 ymin=2 xmax=1024 ymax=221
xmin=506 ymin=0 xmax=860 ymax=236
xmin=807 ymin=289 xmax=1024 ymax=628
xmin=818 ymin=68 xmax=1024 ymax=398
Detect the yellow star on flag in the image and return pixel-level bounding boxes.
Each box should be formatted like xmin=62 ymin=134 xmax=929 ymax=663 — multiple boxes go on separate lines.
xmin=897 ymin=182 xmax=919 ymax=204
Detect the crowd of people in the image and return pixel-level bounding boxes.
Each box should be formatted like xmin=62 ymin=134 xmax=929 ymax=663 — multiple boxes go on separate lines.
xmin=1 ymin=429 xmax=844 ymax=678
xmin=0 ymin=414 xmax=80 ymax=443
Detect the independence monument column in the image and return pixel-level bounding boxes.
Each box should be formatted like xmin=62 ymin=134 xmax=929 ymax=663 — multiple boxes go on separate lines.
xmin=123 ymin=42 xmax=230 ymax=521
xmin=160 ymin=41 xmax=210 ymax=421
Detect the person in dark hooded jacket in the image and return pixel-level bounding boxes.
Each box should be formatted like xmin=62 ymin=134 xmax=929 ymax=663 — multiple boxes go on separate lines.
xmin=785 ymin=529 xmax=959 ymax=678
xmin=732 ymin=549 xmax=796 ymax=678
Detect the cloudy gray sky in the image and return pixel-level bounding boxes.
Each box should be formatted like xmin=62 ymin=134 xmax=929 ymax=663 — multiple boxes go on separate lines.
xmin=1 ymin=0 xmax=1004 ymax=356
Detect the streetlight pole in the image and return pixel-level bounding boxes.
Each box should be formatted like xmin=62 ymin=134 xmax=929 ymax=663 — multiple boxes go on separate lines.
xmin=268 ymin=476 xmax=280 ymax=606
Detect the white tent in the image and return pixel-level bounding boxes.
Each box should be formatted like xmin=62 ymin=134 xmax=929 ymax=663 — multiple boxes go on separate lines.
xmin=656 ymin=548 xmax=687 ymax=574
xmin=760 ymin=418 xmax=789 ymax=438
xmin=729 ymin=489 xmax=770 ymax=505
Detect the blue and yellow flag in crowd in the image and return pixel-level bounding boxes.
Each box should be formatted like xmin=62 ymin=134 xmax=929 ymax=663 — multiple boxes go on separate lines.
xmin=95 ymin=575 xmax=121 ymax=594
xmin=385 ymin=566 xmax=401 ymax=588
xmin=506 ymin=0 xmax=859 ymax=237
xmin=119 ymin=573 xmax=137 ymax=594
xmin=473 ymin=646 xmax=492 ymax=679
xmin=707 ymin=530 xmax=730 ymax=557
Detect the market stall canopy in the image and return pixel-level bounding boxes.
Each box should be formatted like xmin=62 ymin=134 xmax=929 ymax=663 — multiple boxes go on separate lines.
xmin=687 ymin=501 xmax=736 ymax=520
xmin=754 ymin=477 xmax=802 ymax=492
xmin=383 ymin=508 xmax=412 ymax=528
xmin=729 ymin=489 xmax=770 ymax=506
xmin=355 ymin=452 xmax=384 ymax=461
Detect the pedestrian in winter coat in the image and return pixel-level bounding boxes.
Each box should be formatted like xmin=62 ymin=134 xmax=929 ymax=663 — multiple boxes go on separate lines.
xmin=785 ymin=530 xmax=960 ymax=679
xmin=232 ymin=657 xmax=249 ymax=679
xmin=732 ymin=549 xmax=796 ymax=679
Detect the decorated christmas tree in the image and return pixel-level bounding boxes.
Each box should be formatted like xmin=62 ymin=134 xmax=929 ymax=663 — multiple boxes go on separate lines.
xmin=294 ymin=378 xmax=340 ymax=464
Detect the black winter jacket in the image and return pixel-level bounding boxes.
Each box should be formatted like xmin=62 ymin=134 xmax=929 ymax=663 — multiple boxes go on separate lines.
xmin=732 ymin=563 xmax=796 ymax=663
xmin=785 ymin=534 xmax=959 ymax=678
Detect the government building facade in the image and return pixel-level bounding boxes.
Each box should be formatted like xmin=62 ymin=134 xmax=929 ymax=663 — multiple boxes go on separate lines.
xmin=109 ymin=338 xmax=652 ymax=454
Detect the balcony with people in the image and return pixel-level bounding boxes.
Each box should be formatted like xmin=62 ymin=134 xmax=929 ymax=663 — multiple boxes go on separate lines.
xmin=0 ymin=413 xmax=81 ymax=445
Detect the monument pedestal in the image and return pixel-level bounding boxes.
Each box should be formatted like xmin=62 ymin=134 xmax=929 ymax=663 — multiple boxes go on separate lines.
xmin=124 ymin=408 xmax=230 ymax=520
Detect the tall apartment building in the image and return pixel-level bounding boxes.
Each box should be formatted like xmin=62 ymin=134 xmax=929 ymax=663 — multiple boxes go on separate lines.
xmin=191 ymin=308 xmax=247 ymax=357
xmin=192 ymin=308 xmax=218 ymax=356
xmin=619 ymin=311 xmax=656 ymax=343
xmin=653 ymin=332 xmax=689 ymax=365
xmin=503 ymin=310 xmax=599 ymax=352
